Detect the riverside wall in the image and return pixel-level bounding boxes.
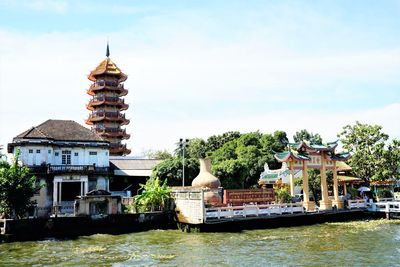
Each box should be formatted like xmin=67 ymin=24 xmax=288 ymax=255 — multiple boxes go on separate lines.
xmin=1 ymin=212 xmax=175 ymax=242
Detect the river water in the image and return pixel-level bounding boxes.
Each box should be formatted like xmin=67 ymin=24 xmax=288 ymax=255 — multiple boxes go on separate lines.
xmin=1 ymin=219 xmax=399 ymax=266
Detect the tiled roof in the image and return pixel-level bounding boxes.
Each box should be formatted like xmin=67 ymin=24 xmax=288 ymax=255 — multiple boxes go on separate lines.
xmin=88 ymin=58 xmax=127 ymax=82
xmin=14 ymin=119 xmax=105 ymax=142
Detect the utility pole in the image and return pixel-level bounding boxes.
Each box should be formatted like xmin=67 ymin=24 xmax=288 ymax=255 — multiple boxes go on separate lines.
xmin=179 ymin=138 xmax=190 ymax=186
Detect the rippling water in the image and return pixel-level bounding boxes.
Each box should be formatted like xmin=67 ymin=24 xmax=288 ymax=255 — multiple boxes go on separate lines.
xmin=1 ymin=219 xmax=400 ymax=266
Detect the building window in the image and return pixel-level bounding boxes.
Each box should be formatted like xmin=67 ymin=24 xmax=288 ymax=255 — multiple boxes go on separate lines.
xmin=36 ymin=149 xmax=40 ymax=154
xmin=55 ymin=152 xmax=59 ymax=156
xmin=62 ymin=150 xmax=71 ymax=165
xmin=89 ymin=151 xmax=97 ymax=156
xmin=28 ymin=149 xmax=33 ymax=154
xmin=74 ymin=152 xmax=79 ymax=156
xmin=105 ymin=152 xmax=108 ymax=156
xmin=48 ymin=150 xmax=51 ymax=154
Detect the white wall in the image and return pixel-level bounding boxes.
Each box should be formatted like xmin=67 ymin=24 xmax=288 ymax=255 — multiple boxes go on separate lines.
xmin=14 ymin=144 xmax=109 ymax=167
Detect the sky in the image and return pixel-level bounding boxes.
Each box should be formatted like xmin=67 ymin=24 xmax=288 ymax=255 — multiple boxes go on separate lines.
xmin=0 ymin=0 xmax=400 ymax=157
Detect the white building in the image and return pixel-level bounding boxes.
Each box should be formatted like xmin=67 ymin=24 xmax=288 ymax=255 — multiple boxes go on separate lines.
xmin=7 ymin=119 xmax=110 ymax=217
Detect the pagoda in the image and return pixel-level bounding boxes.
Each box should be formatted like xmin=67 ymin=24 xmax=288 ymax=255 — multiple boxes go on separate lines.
xmin=86 ymin=44 xmax=131 ymax=156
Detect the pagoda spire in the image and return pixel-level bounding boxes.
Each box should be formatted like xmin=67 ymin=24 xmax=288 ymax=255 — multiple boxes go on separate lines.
xmin=106 ymin=41 xmax=110 ymax=58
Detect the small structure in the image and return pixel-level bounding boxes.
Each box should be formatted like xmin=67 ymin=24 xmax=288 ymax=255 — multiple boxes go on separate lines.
xmin=75 ymin=189 xmax=122 ymax=216
xmin=274 ymin=141 xmax=350 ymax=211
xmin=338 ymin=176 xmax=362 ymax=195
xmin=109 ymin=157 xmax=162 ymax=196
xmin=258 ymin=162 xmax=302 ymax=195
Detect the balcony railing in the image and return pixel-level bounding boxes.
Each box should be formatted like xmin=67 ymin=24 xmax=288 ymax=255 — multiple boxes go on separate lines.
xmin=91 ymin=96 xmax=125 ymax=104
xmin=29 ymin=165 xmax=110 ymax=175
xmin=91 ymin=81 xmax=125 ymax=88
xmin=90 ymin=111 xmax=126 ymax=119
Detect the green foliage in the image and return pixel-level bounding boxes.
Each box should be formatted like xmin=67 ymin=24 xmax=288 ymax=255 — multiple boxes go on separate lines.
xmin=151 ymin=157 xmax=199 ymax=186
xmin=134 ymin=177 xmax=171 ymax=212
xmin=211 ymin=131 xmax=287 ymax=189
xmin=275 ymin=187 xmax=292 ymax=203
xmin=142 ymin=149 xmax=172 ymax=160
xmin=293 ymin=129 xmax=322 ymax=145
xmin=347 ymin=187 xmax=358 ymax=199
xmin=376 ymin=188 xmax=393 ymax=199
xmin=338 ymin=121 xmax=397 ymax=182
xmin=152 ymin=130 xmax=289 ymax=189
xmin=186 ymin=138 xmax=207 ymax=159
xmin=0 ymin=150 xmax=42 ymax=218
xmin=205 ymin=131 xmax=241 ymax=154
xmin=152 ymin=150 xmax=173 ymax=160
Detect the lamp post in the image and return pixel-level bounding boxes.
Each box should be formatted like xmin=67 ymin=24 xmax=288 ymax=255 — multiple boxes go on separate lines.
xmin=179 ymin=138 xmax=190 ymax=187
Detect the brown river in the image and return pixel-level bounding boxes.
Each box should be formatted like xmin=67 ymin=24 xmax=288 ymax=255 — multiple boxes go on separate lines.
xmin=0 ymin=219 xmax=399 ymax=266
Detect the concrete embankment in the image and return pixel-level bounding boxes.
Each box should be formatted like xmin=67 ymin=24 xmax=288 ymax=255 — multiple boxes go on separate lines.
xmin=179 ymin=210 xmax=386 ymax=232
xmin=1 ymin=212 xmax=175 ymax=242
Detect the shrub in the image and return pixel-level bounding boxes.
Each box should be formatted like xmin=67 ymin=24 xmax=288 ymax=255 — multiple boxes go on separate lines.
xmin=376 ymin=188 xmax=393 ymax=199
xmin=275 ymin=187 xmax=292 ymax=204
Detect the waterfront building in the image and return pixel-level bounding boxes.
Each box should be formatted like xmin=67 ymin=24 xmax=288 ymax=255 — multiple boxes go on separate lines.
xmin=109 ymin=157 xmax=162 ymax=196
xmin=85 ymin=44 xmax=131 ymax=156
xmin=7 ymin=119 xmax=111 ymax=217
xmin=274 ymin=141 xmax=350 ymax=211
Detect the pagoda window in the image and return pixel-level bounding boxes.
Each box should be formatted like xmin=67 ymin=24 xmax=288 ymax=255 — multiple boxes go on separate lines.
xmin=29 ymin=149 xmax=33 ymax=154
xmin=62 ymin=150 xmax=71 ymax=165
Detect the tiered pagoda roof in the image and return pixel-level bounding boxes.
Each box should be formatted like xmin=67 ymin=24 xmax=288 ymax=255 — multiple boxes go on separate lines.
xmin=274 ymin=140 xmax=351 ymax=162
xmin=85 ymin=44 xmax=131 ymax=156
xmin=88 ymin=57 xmax=127 ymax=82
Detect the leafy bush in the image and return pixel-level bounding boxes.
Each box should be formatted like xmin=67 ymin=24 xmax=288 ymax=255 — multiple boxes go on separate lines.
xmin=134 ymin=177 xmax=171 ymax=212
xmin=275 ymin=187 xmax=292 ymax=204
xmin=347 ymin=187 xmax=358 ymax=199
xmin=376 ymin=188 xmax=393 ymax=199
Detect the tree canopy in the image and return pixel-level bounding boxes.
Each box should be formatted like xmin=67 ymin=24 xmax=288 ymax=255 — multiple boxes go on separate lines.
xmin=293 ymin=129 xmax=322 ymax=145
xmin=151 ymin=122 xmax=399 ymax=190
xmin=338 ymin=121 xmax=399 ymax=182
xmin=152 ymin=131 xmax=288 ymax=189
xmin=0 ymin=150 xmax=42 ymax=218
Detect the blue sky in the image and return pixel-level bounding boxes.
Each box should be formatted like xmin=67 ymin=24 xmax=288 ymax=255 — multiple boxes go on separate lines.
xmin=0 ymin=0 xmax=399 ymax=156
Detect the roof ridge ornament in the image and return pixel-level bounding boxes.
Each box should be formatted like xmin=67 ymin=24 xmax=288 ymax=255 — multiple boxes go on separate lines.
xmin=106 ymin=41 xmax=110 ymax=58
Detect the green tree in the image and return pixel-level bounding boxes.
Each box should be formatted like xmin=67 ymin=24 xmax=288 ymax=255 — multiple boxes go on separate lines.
xmin=0 ymin=150 xmax=41 ymax=218
xmin=210 ymin=131 xmax=288 ymax=189
xmin=141 ymin=149 xmax=173 ymax=160
xmin=206 ymin=131 xmax=241 ymax=153
xmin=153 ymin=150 xmax=173 ymax=160
xmin=338 ymin=122 xmax=390 ymax=182
xmin=151 ymin=157 xmax=199 ymax=186
xmin=293 ymin=129 xmax=322 ymax=144
xmin=186 ymin=138 xmax=207 ymax=159
xmin=151 ymin=130 xmax=289 ymax=189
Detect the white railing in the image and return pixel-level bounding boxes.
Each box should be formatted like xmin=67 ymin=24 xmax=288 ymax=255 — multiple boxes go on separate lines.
xmin=347 ymin=199 xmax=367 ymax=209
xmin=376 ymin=198 xmax=393 ymax=202
xmin=369 ymin=202 xmax=400 ymax=213
xmin=60 ymin=201 xmax=75 ymax=214
xmin=204 ymin=203 xmax=304 ymax=221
